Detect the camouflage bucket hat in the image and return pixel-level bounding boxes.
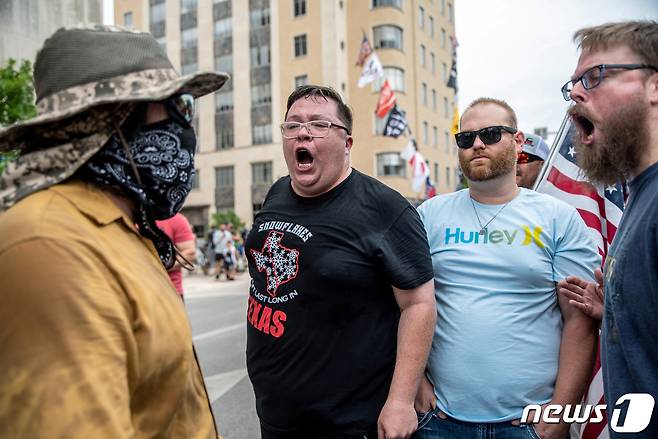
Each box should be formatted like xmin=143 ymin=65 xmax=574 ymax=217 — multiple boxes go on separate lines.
xmin=0 ymin=24 xmax=229 ymax=211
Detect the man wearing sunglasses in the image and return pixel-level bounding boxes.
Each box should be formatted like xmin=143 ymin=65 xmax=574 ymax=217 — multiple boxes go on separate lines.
xmin=245 ymin=85 xmax=436 ymax=438
xmin=0 ymin=25 xmax=228 ymax=438
xmin=415 ymin=98 xmax=600 ymax=439
xmin=557 ymin=20 xmax=658 ymax=438
xmin=516 ymin=133 xmax=549 ymax=189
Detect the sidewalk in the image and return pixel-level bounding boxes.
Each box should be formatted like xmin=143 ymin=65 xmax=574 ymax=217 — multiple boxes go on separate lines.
xmin=182 ymin=270 xmax=251 ymax=298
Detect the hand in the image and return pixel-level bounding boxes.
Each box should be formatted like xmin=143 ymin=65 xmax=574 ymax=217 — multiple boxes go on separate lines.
xmin=377 ymin=398 xmax=417 ymax=439
xmin=511 ymin=403 xmax=570 ymax=439
xmin=414 ymin=374 xmax=436 ymax=413
xmin=557 ymin=268 xmax=604 ymax=321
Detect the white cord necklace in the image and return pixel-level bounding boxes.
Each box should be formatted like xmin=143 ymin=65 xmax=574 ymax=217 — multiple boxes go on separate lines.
xmin=469 ymin=190 xmax=518 ymax=235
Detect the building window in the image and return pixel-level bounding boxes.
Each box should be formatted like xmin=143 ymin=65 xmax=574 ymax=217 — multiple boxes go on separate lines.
xmin=294 ymin=34 xmax=307 ymax=57
xmin=252 ymin=162 xmax=273 ymax=185
xmin=373 ymin=113 xmax=388 ymax=135
xmin=192 ymin=168 xmax=200 ymax=189
xmin=444 ymin=97 xmax=449 ymax=118
xmin=441 ymin=0 xmax=445 ymax=15
xmin=373 ymin=66 xmax=405 ymax=92
xmin=431 ymin=53 xmax=436 ymax=74
xmin=214 ymin=16 xmax=232 ymax=39
xmin=434 ymin=163 xmax=439 ymax=184
xmin=372 ymin=0 xmax=402 ymax=9
xmin=215 ymin=90 xmax=234 ymax=112
xmin=181 ymin=27 xmax=197 ymax=49
xmin=251 ymin=83 xmax=272 ymax=106
xmin=216 ymin=166 xmax=233 ymax=187
xmin=295 ymin=74 xmax=308 ymax=88
xmin=293 ymin=0 xmax=306 ymax=17
xmin=251 ymin=44 xmax=271 ymax=66
xmin=216 ymin=125 xmax=234 ymax=150
xmin=442 ymin=62 xmax=447 ymax=82
xmin=446 ymin=166 xmax=451 ymax=187
xmin=373 ymin=25 xmax=403 ymax=51
xmin=376 ymin=153 xmax=406 ymax=177
xmin=429 ymin=16 xmax=434 ymax=38
xmin=423 ymin=121 xmax=429 ymax=144
xmin=448 ymin=2 xmax=454 ymax=23
xmin=253 ymin=124 xmax=273 ymax=144
xmin=432 ymin=89 xmax=437 ymax=111
xmin=419 ymin=6 xmax=425 ymax=29
xmin=422 ymin=83 xmax=428 ymax=106
xmin=441 ymin=28 xmax=446 ymax=49
xmin=123 ymin=11 xmax=133 ymax=27
xmin=250 ymin=7 xmax=270 ymax=28
xmin=150 ymin=1 xmax=166 ymax=38
xmin=181 ymin=63 xmax=198 ymax=75
xmin=433 ymin=126 xmax=438 ymax=147
xmin=215 ymin=54 xmax=233 ymax=73
xmin=444 ymin=131 xmax=450 ymax=153
xmin=420 ymin=44 xmax=426 ymax=68
xmin=181 ymin=0 xmax=197 ymax=14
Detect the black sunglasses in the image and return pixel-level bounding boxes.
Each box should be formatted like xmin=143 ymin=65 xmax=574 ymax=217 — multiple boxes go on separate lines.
xmin=166 ymin=93 xmax=195 ymax=127
xmin=455 ymin=125 xmax=517 ymax=149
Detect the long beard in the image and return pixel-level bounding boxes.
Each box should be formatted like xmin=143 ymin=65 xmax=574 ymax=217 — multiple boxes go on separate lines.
xmin=573 ymin=99 xmax=649 ymax=185
xmin=460 ymin=140 xmax=517 ymax=182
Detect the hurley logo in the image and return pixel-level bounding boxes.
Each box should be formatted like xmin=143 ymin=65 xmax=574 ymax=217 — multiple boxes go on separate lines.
xmin=444 ymin=226 xmax=545 ymax=248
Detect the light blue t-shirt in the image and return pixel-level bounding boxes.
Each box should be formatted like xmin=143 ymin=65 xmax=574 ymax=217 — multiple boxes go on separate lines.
xmin=417 ymin=188 xmax=600 ymax=423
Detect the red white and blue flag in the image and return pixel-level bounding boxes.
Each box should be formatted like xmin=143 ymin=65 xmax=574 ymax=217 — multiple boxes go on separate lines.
xmin=534 ymin=116 xmax=626 ymax=439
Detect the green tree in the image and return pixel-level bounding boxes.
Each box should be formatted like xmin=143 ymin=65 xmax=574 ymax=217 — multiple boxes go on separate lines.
xmin=0 ymin=58 xmax=37 ymax=174
xmin=212 ymin=210 xmax=245 ymax=231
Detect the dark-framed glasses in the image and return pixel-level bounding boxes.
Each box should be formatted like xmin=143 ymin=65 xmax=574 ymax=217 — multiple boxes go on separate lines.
xmin=561 ymin=64 xmax=658 ymax=101
xmin=166 ymin=93 xmax=195 ymax=126
xmin=517 ymin=151 xmax=543 ymax=164
xmin=280 ymin=120 xmax=350 ymax=139
xmin=455 ymin=125 xmax=517 ymax=149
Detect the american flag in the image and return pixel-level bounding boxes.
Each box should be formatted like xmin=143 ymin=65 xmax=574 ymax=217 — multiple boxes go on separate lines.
xmin=534 ymin=115 xmax=626 ymax=439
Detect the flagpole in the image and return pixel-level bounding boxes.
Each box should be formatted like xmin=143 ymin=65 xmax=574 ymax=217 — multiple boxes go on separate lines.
xmin=532 ymin=113 xmax=571 ymax=191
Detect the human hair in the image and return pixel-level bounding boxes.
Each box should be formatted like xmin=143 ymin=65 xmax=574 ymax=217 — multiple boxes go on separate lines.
xmin=574 ymin=20 xmax=658 ymax=69
xmin=461 ymin=97 xmax=517 ymax=129
xmin=284 ymin=85 xmax=353 ymax=134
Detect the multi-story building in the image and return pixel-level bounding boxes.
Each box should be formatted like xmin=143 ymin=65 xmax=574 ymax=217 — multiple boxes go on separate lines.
xmin=0 ymin=0 xmax=103 ymax=66
xmin=115 ymin=0 xmax=458 ymax=233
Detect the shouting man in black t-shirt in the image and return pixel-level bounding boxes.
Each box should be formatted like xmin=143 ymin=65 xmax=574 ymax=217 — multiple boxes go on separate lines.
xmin=245 ymin=85 xmax=436 ymax=439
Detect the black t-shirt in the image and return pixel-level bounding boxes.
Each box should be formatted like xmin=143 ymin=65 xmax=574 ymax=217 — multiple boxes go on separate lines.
xmin=245 ymin=169 xmax=433 ymax=436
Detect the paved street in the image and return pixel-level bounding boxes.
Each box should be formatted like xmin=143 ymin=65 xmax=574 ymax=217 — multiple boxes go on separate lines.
xmin=183 ymin=272 xmax=260 ymax=439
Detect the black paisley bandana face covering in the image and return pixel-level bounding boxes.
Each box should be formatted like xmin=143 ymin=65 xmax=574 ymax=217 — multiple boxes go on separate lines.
xmin=82 ymin=118 xmax=197 ymax=268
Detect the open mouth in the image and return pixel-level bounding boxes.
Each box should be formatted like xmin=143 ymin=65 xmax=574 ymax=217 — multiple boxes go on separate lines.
xmin=569 ymin=108 xmax=595 ymax=145
xmin=295 ymin=148 xmax=314 ymax=169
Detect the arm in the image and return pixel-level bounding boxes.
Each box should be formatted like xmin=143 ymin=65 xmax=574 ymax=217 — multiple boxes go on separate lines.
xmin=531 ymin=286 xmax=598 ymax=439
xmin=378 ymin=279 xmax=436 ymax=439
xmin=170 ymin=239 xmax=197 ymax=271
xmin=557 ymin=268 xmax=604 ymax=321
xmin=0 ymin=239 xmax=135 ymax=438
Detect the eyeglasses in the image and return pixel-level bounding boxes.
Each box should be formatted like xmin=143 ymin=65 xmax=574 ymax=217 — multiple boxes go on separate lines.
xmin=280 ymin=120 xmax=350 ymax=139
xmin=166 ymin=93 xmax=195 ymax=126
xmin=561 ymin=64 xmax=658 ymax=101
xmin=454 ymin=125 xmax=517 ymax=149
xmin=517 ymin=151 xmax=543 ymax=164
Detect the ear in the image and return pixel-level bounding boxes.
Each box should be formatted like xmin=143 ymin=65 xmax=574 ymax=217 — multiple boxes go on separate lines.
xmin=647 ymin=71 xmax=658 ymax=106
xmin=345 ymin=135 xmax=353 ymax=153
xmin=514 ymin=130 xmax=525 ymax=153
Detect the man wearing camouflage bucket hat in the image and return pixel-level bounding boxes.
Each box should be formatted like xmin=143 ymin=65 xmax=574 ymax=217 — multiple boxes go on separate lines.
xmin=0 ymin=25 xmax=228 ymax=438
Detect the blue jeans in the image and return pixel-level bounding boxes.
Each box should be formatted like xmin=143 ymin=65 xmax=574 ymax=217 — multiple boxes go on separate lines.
xmin=413 ymin=410 xmax=541 ymax=439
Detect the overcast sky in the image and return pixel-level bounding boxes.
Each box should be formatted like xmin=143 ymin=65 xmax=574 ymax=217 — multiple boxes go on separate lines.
xmin=103 ymin=0 xmax=658 ymax=142
xmin=454 ymin=0 xmax=658 ymax=143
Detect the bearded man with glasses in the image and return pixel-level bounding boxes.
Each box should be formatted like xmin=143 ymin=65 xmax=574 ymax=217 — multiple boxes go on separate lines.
xmin=0 ymin=25 xmax=228 ymax=438
xmin=556 ymin=20 xmax=658 ymax=438
xmin=244 ymin=85 xmax=436 ymax=439
xmin=414 ymin=97 xmax=600 ymax=439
